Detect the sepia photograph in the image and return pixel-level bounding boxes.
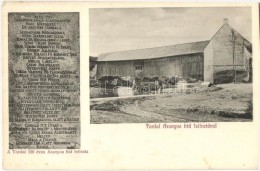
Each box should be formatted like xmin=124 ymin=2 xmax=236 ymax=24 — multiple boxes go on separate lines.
xmin=89 ymin=7 xmax=253 ymax=124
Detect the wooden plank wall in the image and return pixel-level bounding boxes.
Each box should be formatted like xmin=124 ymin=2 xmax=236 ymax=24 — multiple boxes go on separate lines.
xmin=96 ymin=53 xmax=204 ymax=80
xmin=97 ymin=60 xmax=135 ymax=78
xmin=143 ymin=54 xmax=203 ymax=79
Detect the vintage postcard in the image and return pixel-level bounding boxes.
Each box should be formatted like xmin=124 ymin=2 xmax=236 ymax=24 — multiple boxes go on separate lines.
xmin=2 ymin=2 xmax=259 ymax=170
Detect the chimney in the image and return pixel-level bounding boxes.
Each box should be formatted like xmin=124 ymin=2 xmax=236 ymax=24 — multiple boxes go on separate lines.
xmin=223 ymin=18 xmax=229 ymax=25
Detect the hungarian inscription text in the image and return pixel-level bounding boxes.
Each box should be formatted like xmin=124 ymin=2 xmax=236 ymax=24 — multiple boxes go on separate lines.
xmin=8 ymin=13 xmax=80 ymax=149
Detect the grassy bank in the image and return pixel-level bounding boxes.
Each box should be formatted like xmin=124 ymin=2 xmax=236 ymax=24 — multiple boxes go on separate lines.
xmin=90 ymin=83 xmax=253 ymax=123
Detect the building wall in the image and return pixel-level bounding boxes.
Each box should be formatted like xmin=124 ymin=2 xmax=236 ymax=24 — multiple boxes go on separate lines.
xmin=203 ymin=41 xmax=214 ymax=83
xmin=96 ymin=53 xmax=204 ymax=80
xmin=206 ymin=24 xmax=251 ymax=83
xmin=96 ymin=60 xmax=135 ymax=78
xmin=143 ymin=54 xmax=203 ymax=79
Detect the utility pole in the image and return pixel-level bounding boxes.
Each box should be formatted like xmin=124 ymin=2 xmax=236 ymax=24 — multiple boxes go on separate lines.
xmin=232 ymin=29 xmax=236 ymax=83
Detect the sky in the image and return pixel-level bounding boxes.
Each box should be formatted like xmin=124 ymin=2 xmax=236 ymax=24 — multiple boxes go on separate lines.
xmin=89 ymin=7 xmax=252 ymax=56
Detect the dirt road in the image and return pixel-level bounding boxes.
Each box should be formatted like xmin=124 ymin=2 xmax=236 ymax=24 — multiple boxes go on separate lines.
xmin=90 ymin=83 xmax=252 ymax=123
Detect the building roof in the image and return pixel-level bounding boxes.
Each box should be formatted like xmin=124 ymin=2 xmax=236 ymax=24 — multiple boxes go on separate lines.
xmin=98 ymin=40 xmax=210 ymax=62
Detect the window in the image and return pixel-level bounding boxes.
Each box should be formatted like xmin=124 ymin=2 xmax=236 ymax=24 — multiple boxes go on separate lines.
xmin=135 ymin=66 xmax=143 ymax=71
